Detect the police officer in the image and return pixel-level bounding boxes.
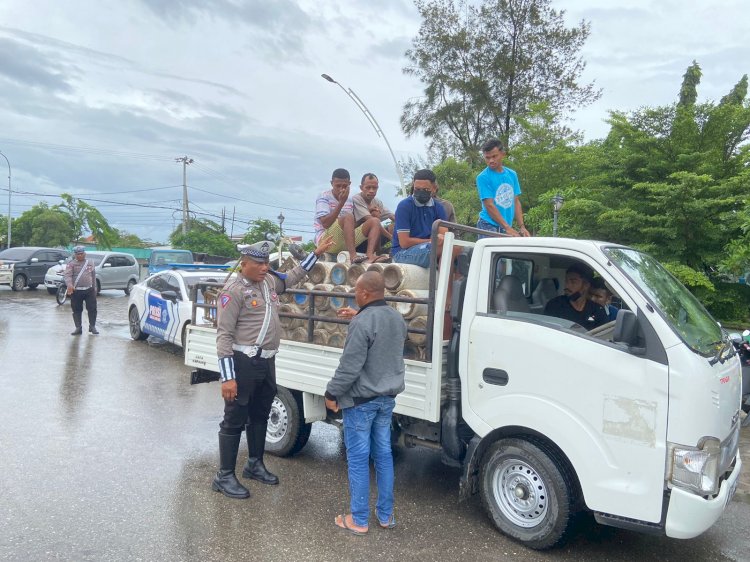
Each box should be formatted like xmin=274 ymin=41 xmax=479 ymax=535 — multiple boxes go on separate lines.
xmin=64 ymin=246 xmax=98 ymax=336
xmin=212 ymin=235 xmax=334 ymax=499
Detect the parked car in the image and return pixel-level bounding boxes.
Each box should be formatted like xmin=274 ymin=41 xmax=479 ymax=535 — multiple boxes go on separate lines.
xmin=0 ymin=247 xmax=71 ymax=291
xmin=128 ymin=267 xmax=234 ymax=349
xmin=43 ymin=251 xmax=140 ymax=295
xmin=147 ymin=249 xmax=194 ymax=276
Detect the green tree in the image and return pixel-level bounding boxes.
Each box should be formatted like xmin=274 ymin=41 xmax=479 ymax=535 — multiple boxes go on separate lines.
xmin=55 ymin=193 xmax=117 ymax=249
xmin=12 ymin=203 xmax=75 ymax=247
xmin=29 ymin=210 xmax=73 ymax=247
xmin=113 ymin=230 xmax=150 ymax=248
xmin=402 ymin=0 xmax=599 ymax=160
xmin=242 ymin=219 xmax=281 ymax=245
xmin=170 ymin=219 xmax=235 ymax=257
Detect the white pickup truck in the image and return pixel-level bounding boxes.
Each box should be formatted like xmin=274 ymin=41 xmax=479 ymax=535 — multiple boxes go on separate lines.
xmin=184 ymin=224 xmax=742 ymax=550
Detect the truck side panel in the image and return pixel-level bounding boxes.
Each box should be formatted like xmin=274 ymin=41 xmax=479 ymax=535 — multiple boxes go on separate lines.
xmin=185 ymin=325 xmax=444 ymax=422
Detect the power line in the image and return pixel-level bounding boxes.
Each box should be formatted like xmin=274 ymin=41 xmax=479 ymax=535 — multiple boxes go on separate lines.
xmin=0 ymin=137 xmax=175 ymax=161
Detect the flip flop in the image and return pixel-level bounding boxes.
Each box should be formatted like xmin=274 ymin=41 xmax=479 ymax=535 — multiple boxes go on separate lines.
xmin=371 ymin=255 xmax=390 ymax=264
xmin=334 ymin=514 xmax=368 ymax=535
xmin=377 ymin=513 xmax=397 ymax=529
xmin=351 ymin=256 xmax=368 ymax=264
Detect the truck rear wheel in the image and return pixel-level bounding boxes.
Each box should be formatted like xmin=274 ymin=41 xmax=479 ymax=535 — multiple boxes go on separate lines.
xmin=479 ymin=438 xmax=575 ymax=550
xmin=265 ymin=386 xmax=312 ymax=457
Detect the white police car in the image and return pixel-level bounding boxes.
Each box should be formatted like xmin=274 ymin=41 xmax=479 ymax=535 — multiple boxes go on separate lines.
xmin=127 ymin=266 xmax=234 ymax=348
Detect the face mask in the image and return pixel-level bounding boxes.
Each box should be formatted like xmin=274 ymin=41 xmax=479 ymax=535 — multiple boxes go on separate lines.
xmin=413 ymin=190 xmax=431 ymax=204
xmin=567 ymin=291 xmax=581 ymax=302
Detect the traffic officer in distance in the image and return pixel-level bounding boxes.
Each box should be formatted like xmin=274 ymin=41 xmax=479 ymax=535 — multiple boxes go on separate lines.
xmin=212 ymin=234 xmax=334 ymax=499
xmin=64 ymin=245 xmax=98 ymax=335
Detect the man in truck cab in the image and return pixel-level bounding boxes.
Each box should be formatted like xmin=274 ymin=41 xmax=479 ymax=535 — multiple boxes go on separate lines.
xmin=211 ymin=235 xmax=334 ymax=500
xmin=544 ymin=263 xmax=608 ymax=330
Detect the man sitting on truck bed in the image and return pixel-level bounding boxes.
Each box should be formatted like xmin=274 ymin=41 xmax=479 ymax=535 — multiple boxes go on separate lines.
xmin=544 ymin=263 xmax=608 ymax=330
xmin=392 ymin=169 xmax=448 ymax=268
xmin=314 ymin=168 xmax=383 ymax=265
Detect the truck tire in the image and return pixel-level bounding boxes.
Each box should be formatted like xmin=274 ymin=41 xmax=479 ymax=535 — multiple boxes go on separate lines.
xmin=265 ymin=386 xmax=312 ymax=457
xmin=11 ymin=274 xmax=26 ymax=291
xmin=479 ymin=438 xmax=575 ymax=550
xmin=129 ymin=306 xmax=148 ymax=341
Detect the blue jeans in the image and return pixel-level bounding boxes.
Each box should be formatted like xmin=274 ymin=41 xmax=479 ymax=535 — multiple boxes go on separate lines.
xmin=476 ymin=218 xmax=506 ymax=239
xmin=393 ymin=243 xmax=431 ymax=268
xmin=342 ymin=396 xmax=396 ymax=527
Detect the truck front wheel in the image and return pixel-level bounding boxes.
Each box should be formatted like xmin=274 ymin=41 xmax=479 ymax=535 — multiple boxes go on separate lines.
xmin=265 ymin=386 xmax=312 ymax=457
xmin=479 ymin=438 xmax=575 ymax=550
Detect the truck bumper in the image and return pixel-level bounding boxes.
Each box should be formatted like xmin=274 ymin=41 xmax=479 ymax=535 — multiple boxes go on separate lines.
xmin=664 ymin=453 xmax=741 ymax=539
xmin=0 ymin=270 xmax=11 ymax=285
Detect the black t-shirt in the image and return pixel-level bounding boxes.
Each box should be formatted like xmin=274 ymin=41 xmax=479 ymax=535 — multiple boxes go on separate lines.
xmin=544 ymin=296 xmax=609 ymax=330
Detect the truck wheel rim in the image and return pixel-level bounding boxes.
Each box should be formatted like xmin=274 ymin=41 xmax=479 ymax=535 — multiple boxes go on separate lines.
xmin=492 ymin=458 xmax=548 ymax=528
xmin=266 ymin=397 xmax=288 ymax=444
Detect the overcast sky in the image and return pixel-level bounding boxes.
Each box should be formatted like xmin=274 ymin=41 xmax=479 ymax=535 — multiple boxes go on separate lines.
xmin=0 ymin=0 xmax=747 ymax=245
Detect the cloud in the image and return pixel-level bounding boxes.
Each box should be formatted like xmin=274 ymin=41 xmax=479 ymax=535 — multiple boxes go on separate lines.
xmin=0 ymin=37 xmax=74 ymax=92
xmin=138 ymin=0 xmax=313 ymax=61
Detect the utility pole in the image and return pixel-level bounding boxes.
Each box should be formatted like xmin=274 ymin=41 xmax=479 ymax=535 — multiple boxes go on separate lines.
xmin=230 ymin=207 xmax=236 ymax=239
xmin=175 ymin=156 xmax=193 ymax=235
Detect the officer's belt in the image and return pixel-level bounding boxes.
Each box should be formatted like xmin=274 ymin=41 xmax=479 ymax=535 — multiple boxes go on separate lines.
xmin=75 ymin=287 xmax=92 ymax=291
xmin=232 ymin=344 xmax=278 ymax=359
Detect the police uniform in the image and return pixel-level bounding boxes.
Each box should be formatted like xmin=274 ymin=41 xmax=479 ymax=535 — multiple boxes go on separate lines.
xmin=211 ymin=240 xmax=320 ymax=499
xmin=63 ymin=246 xmax=98 ymax=335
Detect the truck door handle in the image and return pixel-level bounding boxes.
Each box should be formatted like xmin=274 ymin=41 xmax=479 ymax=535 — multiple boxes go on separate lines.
xmin=482 ymin=368 xmax=509 ymax=386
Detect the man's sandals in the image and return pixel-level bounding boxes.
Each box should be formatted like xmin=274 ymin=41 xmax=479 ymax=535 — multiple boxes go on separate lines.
xmin=334 ymin=514 xmax=368 ymax=535
xmin=334 ymin=512 xmax=397 ymax=535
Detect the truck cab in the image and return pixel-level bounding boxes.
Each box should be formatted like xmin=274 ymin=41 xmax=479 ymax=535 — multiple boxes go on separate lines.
xmin=457 ymin=235 xmax=741 ymax=547
xmin=147 ymin=249 xmax=194 ymax=275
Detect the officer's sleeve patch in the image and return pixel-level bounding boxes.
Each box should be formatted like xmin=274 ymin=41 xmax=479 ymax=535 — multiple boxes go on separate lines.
xmin=220 ymin=294 xmax=231 ymax=308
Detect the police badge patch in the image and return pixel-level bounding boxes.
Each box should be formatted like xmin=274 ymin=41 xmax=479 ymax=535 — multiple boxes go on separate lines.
xmin=220 ymin=294 xmax=231 ymax=308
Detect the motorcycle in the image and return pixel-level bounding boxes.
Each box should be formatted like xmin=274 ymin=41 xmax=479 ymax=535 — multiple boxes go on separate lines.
xmin=56 ymin=283 xmax=68 ymax=306
xmin=728 ymin=330 xmax=750 ymax=424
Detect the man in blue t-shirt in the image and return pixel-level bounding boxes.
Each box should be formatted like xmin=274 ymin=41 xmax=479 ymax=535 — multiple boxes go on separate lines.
xmin=392 ymin=169 xmax=448 ymax=269
xmin=476 ymin=139 xmax=530 ymax=238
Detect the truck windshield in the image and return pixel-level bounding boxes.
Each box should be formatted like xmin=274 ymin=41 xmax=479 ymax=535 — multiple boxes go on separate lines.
xmin=604 ymin=247 xmax=722 ymax=356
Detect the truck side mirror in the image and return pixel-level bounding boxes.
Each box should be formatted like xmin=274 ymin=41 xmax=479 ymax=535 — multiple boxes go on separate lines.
xmin=612 ymin=309 xmax=646 ymax=355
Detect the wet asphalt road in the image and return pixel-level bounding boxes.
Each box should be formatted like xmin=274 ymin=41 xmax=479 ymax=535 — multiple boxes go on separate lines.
xmin=1 ymin=286 xmax=749 ymax=562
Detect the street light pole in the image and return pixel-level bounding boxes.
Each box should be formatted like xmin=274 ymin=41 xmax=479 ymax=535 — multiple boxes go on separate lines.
xmin=321 ymin=74 xmax=406 ymax=195
xmin=0 ymin=151 xmax=10 ymax=249
xmin=552 ymin=194 xmax=564 ymax=237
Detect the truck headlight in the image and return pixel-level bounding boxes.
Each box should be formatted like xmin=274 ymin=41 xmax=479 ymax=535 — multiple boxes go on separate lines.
xmin=669 ymin=437 xmax=721 ymax=496
xmin=0 ymin=263 xmax=12 ymax=271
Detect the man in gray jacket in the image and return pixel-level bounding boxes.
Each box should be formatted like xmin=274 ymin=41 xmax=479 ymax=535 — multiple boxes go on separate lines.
xmin=325 ymin=271 xmax=407 ymax=535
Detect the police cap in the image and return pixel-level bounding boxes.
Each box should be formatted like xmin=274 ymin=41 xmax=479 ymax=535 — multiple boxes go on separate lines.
xmin=73 ymin=245 xmax=86 ymax=254
xmin=238 ymin=241 xmax=272 ymax=263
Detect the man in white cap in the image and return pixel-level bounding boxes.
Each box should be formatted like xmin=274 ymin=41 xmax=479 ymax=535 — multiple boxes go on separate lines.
xmin=64 ymin=245 xmax=98 ymax=335
xmin=211 ymin=234 xmax=334 ymax=499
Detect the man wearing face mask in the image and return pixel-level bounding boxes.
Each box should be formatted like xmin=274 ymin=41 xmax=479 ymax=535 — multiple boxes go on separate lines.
xmin=391 ymin=169 xmax=448 ymax=269
xmin=544 ymin=263 xmax=608 ymax=330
